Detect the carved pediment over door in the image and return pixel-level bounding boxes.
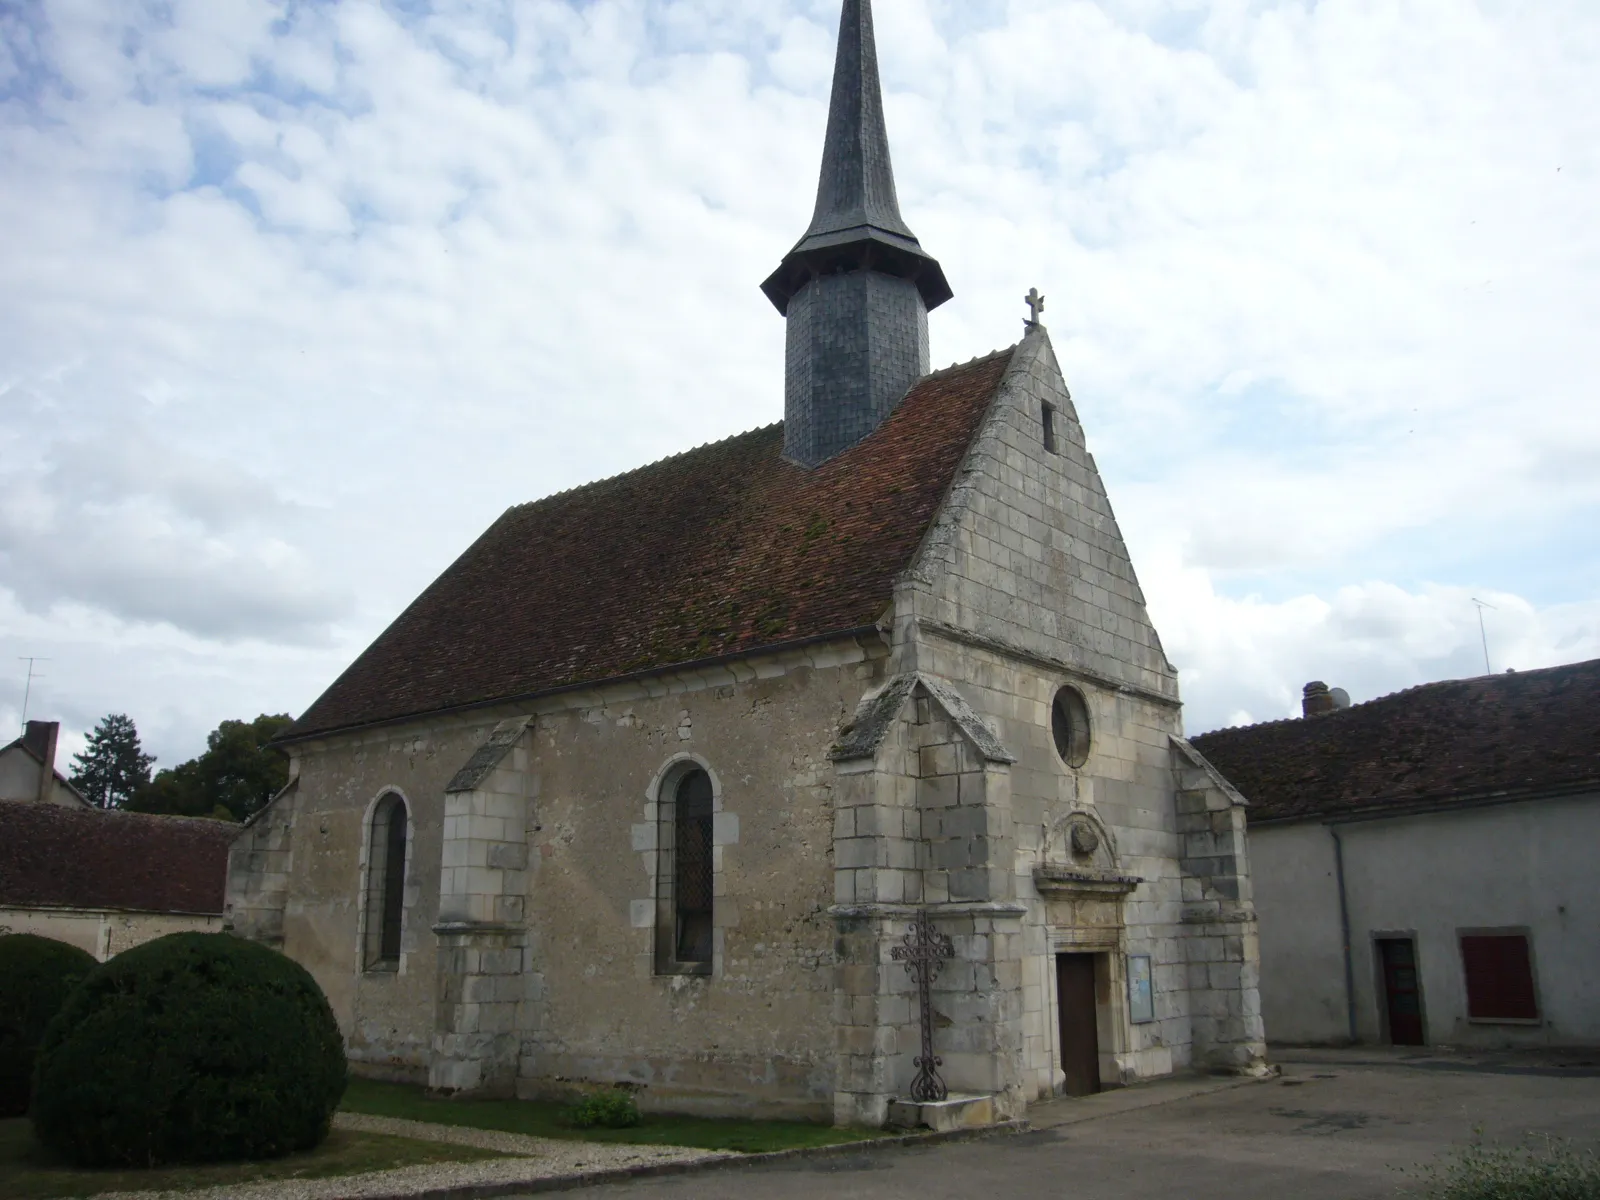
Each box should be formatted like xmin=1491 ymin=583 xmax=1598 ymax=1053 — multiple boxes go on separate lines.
xmin=1035 ymin=808 xmax=1143 ymax=902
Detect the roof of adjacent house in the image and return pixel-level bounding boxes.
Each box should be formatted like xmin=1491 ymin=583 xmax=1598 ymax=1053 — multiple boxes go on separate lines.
xmin=0 ymin=737 xmax=91 ymax=807
xmin=1190 ymin=658 xmax=1600 ymax=824
xmin=0 ymin=801 xmax=236 ymax=914
xmin=287 ymin=347 xmax=1019 ymax=741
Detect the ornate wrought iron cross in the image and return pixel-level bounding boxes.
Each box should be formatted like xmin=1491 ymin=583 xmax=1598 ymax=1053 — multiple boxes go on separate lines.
xmin=891 ymin=910 xmax=956 ymax=1102
xmin=1024 ymin=287 xmax=1045 ymax=327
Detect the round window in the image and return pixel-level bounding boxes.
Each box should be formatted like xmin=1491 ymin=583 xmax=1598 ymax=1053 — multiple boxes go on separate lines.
xmin=1051 ymin=686 xmax=1091 ymax=768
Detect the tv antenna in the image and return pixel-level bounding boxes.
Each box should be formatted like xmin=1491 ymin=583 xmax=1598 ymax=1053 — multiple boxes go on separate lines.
xmin=1469 ymin=599 xmax=1495 ymax=675
xmin=17 ymin=657 xmax=50 ymax=729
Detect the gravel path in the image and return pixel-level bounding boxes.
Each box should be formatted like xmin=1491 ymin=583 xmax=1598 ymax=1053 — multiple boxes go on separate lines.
xmin=90 ymin=1112 xmax=735 ymax=1200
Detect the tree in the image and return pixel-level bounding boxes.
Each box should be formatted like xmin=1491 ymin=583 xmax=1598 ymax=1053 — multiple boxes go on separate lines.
xmin=129 ymin=714 xmax=293 ymax=823
xmin=69 ymin=714 xmax=155 ymax=809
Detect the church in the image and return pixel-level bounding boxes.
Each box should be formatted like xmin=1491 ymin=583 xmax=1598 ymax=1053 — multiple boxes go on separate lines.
xmin=225 ymin=0 xmax=1268 ymax=1127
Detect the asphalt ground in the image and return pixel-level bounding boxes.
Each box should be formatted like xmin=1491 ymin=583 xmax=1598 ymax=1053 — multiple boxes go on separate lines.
xmin=550 ymin=1049 xmax=1600 ymax=1200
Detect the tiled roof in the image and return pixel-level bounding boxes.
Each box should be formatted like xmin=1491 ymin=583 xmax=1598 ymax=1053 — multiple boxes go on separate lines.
xmin=288 ymin=349 xmax=1019 ymax=740
xmin=1190 ymin=659 xmax=1600 ymax=823
xmin=0 ymin=801 xmax=236 ymax=914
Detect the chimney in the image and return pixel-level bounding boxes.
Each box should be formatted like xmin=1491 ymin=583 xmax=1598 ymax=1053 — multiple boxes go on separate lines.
xmin=1302 ymin=682 xmax=1335 ymax=717
xmin=22 ymin=720 xmax=60 ymax=802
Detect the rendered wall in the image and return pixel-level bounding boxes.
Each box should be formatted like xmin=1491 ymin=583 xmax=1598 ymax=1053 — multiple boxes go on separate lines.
xmin=1247 ymin=821 xmax=1348 ymax=1044
xmin=0 ymin=907 xmax=223 ymax=960
xmin=0 ymin=748 xmax=85 ymax=806
xmin=1250 ymin=794 xmax=1600 ymax=1047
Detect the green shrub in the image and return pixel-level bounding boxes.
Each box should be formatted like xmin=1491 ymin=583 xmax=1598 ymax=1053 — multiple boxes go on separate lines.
xmin=563 ymin=1089 xmax=641 ymax=1129
xmin=31 ymin=932 xmax=347 ymax=1167
xmin=0 ymin=934 xmax=97 ymax=1118
xmin=1408 ymin=1135 xmax=1600 ymax=1200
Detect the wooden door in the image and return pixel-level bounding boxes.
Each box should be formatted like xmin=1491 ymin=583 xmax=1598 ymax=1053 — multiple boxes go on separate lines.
xmin=1377 ymin=937 xmax=1425 ymax=1045
xmin=1056 ymin=954 xmax=1101 ymax=1096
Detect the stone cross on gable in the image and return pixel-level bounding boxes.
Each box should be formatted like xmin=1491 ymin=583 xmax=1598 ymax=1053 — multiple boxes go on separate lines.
xmin=1025 ymin=287 xmax=1045 ymax=328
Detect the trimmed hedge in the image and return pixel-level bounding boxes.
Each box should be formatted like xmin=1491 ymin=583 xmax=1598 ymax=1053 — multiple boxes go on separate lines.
xmin=0 ymin=934 xmax=97 ymax=1117
xmin=31 ymin=932 xmax=347 ymax=1167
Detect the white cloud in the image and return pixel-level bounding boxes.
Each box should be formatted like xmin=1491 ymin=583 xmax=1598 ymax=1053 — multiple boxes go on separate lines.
xmin=0 ymin=0 xmax=1596 ymax=761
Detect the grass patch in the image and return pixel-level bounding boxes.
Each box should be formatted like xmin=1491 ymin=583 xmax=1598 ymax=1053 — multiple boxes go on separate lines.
xmin=0 ymin=1118 xmax=509 ymax=1199
xmin=1403 ymin=1134 xmax=1600 ymax=1199
xmin=341 ymin=1079 xmax=886 ymax=1153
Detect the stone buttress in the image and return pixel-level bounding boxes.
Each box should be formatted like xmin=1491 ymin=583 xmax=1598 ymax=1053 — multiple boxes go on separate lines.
xmin=430 ymin=717 xmax=542 ymax=1095
xmin=829 ymin=673 xmax=1025 ymax=1127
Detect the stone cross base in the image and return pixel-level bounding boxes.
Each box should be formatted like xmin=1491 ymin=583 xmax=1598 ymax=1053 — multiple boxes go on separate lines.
xmin=886 ymin=1092 xmax=1000 ymax=1132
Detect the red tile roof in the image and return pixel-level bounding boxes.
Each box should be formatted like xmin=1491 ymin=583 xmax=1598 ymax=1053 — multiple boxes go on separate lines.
xmin=288 ymin=349 xmax=1019 ymax=740
xmin=1190 ymin=658 xmax=1600 ymax=823
xmin=0 ymin=801 xmax=236 ymax=914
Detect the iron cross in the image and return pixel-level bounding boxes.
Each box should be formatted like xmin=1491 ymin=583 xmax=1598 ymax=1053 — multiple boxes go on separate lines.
xmin=1024 ymin=287 xmax=1045 ymax=327
xmin=891 ymin=910 xmax=956 ymax=1102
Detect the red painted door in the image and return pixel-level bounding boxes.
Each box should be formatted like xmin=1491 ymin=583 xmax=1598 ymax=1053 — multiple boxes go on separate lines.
xmin=1377 ymin=938 xmax=1425 ymax=1045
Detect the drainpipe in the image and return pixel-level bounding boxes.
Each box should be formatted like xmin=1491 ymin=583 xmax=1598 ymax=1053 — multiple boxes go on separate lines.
xmin=1329 ymin=824 xmax=1357 ymax=1044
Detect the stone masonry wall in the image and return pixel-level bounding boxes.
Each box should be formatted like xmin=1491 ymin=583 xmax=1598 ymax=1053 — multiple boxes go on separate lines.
xmin=885 ymin=325 xmax=1264 ymax=1095
xmin=226 ymin=780 xmax=299 ymax=947
xmin=901 ymin=327 xmax=1177 ymax=701
xmin=246 ymin=636 xmax=888 ymax=1117
xmin=248 ymin=727 xmax=458 ymax=1082
xmin=517 ymin=645 xmax=884 ymax=1118
xmin=829 ymin=690 xmax=1026 ymax=1126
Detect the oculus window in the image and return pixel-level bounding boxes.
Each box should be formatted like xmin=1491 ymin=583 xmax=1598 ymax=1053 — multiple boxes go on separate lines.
xmin=1051 ymin=686 xmax=1092 ymax=768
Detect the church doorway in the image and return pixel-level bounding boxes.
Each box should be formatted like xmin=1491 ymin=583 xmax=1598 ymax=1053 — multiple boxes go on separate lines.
xmin=1056 ymin=952 xmax=1101 ymax=1096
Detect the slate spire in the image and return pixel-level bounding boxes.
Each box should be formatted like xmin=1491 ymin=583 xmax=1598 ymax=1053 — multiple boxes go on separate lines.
xmin=764 ymin=0 xmax=952 ymax=468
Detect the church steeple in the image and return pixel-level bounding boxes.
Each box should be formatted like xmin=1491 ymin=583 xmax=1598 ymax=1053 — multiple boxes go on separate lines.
xmin=763 ymin=0 xmax=952 ymax=468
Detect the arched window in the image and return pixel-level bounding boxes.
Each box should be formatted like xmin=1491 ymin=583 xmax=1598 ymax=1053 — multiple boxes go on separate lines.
xmin=673 ymin=769 xmax=714 ymax=964
xmin=365 ymin=794 xmax=408 ymax=969
xmin=656 ymin=766 xmax=714 ymax=973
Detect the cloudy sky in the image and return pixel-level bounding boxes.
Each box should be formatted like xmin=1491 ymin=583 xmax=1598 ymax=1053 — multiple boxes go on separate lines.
xmin=2 ymin=0 xmax=1597 ymax=770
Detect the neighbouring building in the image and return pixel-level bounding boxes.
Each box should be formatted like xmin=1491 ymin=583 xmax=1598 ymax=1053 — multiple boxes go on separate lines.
xmin=0 ymin=721 xmax=90 ymax=808
xmin=226 ymin=0 xmax=1268 ymax=1126
xmin=1193 ymin=661 xmax=1600 ymax=1050
xmin=0 ymin=800 xmax=235 ymax=960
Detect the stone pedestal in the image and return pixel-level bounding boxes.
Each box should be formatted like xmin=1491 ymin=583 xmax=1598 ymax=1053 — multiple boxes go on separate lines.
xmin=886 ymin=1093 xmax=998 ymax=1132
xmin=430 ymin=921 xmax=531 ymax=1096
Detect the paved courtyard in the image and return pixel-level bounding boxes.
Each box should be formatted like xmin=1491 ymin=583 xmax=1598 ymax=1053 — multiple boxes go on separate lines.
xmin=563 ymin=1049 xmax=1600 ymax=1200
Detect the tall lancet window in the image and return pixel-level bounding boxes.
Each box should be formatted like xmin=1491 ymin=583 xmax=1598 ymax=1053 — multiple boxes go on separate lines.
xmin=673 ymin=770 xmax=715 ymax=965
xmin=656 ymin=766 xmax=715 ymax=973
xmin=365 ymin=793 xmax=408 ymax=969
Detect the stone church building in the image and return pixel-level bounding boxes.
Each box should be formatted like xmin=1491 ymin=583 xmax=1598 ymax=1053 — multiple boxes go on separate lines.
xmin=227 ymin=0 xmax=1267 ymax=1126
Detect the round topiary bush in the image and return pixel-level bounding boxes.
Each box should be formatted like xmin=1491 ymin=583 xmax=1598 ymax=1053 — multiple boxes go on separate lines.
xmin=0 ymin=934 xmax=98 ymax=1118
xmin=31 ymin=932 xmax=347 ymax=1167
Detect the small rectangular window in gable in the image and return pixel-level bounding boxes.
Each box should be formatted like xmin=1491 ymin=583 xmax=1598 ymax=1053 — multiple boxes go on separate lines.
xmin=1042 ymin=402 xmax=1058 ymax=454
xmin=1460 ymin=932 xmax=1539 ymax=1021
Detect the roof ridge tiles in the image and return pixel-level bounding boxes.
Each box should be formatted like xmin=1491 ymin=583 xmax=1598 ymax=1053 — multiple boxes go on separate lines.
xmin=507 ymin=421 xmax=785 ymax=513
xmin=925 ymin=344 xmax=1017 ymax=381
xmin=508 ymin=348 xmax=1020 ymax=519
